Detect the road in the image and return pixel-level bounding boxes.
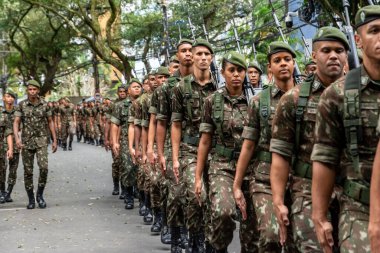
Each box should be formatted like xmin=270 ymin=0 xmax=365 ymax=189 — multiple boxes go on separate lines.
xmin=0 ymin=141 xmax=240 ymax=253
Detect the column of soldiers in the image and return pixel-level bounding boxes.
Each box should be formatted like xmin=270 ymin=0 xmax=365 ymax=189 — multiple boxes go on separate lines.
xmin=105 ymin=4 xmax=380 ymax=253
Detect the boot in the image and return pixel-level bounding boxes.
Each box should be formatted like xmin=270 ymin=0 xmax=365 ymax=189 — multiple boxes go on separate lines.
xmin=77 ymin=133 xmax=81 ymax=142
xmin=192 ymin=233 xmax=205 ymax=253
xmin=36 ymin=186 xmax=47 ymax=208
xmin=133 ymin=186 xmax=139 ymax=199
xmin=143 ymin=192 xmax=153 ymax=224
xmin=171 ymin=227 xmax=182 ymax=253
xmin=161 ymin=226 xmax=171 ymax=244
xmin=151 ymin=209 xmax=162 ymax=233
xmin=139 ymin=190 xmax=146 ymax=216
xmin=68 ymin=141 xmax=73 ymax=151
xmin=0 ymin=183 xmax=5 ymax=203
xmin=91 ymin=138 xmax=95 ymax=145
xmin=205 ymin=241 xmax=215 ymax=253
xmin=62 ymin=143 xmax=67 ymax=151
xmin=5 ymin=184 xmax=14 ymax=202
xmin=124 ymin=186 xmax=134 ymax=209
xmin=95 ymin=139 xmax=99 ymax=146
xmin=26 ymin=189 xmax=35 ymax=209
xmin=180 ymin=226 xmax=189 ymax=250
xmin=58 ymin=139 xmax=61 ymax=147
xmin=112 ymin=179 xmax=120 ymax=195
xmin=119 ymin=185 xmax=126 ymax=199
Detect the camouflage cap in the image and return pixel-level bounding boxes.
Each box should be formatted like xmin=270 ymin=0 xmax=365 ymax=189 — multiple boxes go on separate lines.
xmin=176 ymin=38 xmax=193 ymax=49
xmin=248 ymin=61 xmax=263 ymax=74
xmin=155 ymin=66 xmax=170 ymax=77
xmin=268 ymin=41 xmax=296 ymax=59
xmin=26 ymin=79 xmax=41 ymax=88
xmin=5 ymin=88 xmax=17 ymax=99
xmin=355 ymin=5 xmax=380 ymax=29
xmin=312 ymin=26 xmax=350 ymax=50
xmin=170 ymin=55 xmax=179 ymax=63
xmin=192 ymin=38 xmax=214 ymax=54
xmin=223 ymin=51 xmax=247 ymax=70
xmin=129 ymin=78 xmax=142 ymax=86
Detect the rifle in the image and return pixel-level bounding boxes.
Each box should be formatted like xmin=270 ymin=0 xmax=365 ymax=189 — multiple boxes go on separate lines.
xmin=342 ymin=0 xmax=360 ymax=69
xmin=268 ymin=0 xmax=302 ymax=83
xmin=231 ymin=18 xmax=255 ymax=101
xmin=187 ymin=16 xmax=196 ymax=40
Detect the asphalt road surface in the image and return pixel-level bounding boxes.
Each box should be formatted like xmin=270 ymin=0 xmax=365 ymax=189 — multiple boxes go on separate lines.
xmin=0 ymin=141 xmax=240 ymax=253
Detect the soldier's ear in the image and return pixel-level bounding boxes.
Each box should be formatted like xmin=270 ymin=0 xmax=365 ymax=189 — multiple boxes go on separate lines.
xmin=355 ymin=33 xmax=363 ymax=49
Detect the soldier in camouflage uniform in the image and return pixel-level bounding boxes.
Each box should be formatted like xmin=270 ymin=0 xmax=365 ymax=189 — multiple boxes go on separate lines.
xmin=53 ymin=101 xmax=60 ymax=146
xmin=58 ymin=97 xmax=76 ymax=151
xmin=85 ymin=101 xmax=95 ymax=145
xmin=1 ymin=89 xmax=20 ymax=203
xmin=75 ymin=104 xmax=84 ymax=142
xmin=171 ymin=39 xmax=218 ymax=252
xmin=233 ymin=42 xmax=297 ymax=253
xmin=311 ymin=6 xmax=380 ymax=252
xmin=92 ymin=100 xmax=102 ymax=146
xmin=270 ymin=27 xmax=349 ymax=252
xmin=0 ymin=90 xmax=14 ymax=204
xmin=13 ymin=80 xmax=57 ymax=209
xmin=247 ymin=61 xmax=262 ymax=89
xmin=195 ymin=51 xmax=254 ymax=253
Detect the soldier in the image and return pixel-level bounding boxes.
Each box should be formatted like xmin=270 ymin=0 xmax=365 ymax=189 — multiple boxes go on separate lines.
xmin=311 ymin=5 xmax=380 ymax=252
xmin=169 ymin=55 xmax=180 ymax=75
xmin=195 ymin=51 xmax=252 ymax=253
xmin=247 ymin=61 xmax=263 ymax=88
xmin=13 ymin=80 xmax=57 ymax=209
xmin=75 ymin=104 xmax=83 ymax=142
xmin=58 ymin=97 xmax=76 ymax=151
xmin=1 ymin=89 xmax=20 ymax=202
xmin=171 ymin=38 xmax=217 ymax=252
xmin=304 ymin=60 xmax=317 ymax=75
xmin=233 ymin=41 xmax=297 ymax=252
xmin=269 ymin=27 xmax=349 ymax=252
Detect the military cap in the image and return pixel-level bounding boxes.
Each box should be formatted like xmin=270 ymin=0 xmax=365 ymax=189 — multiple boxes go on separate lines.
xmin=155 ymin=66 xmax=170 ymax=77
xmin=248 ymin=61 xmax=263 ymax=74
xmin=117 ymin=84 xmax=127 ymax=90
xmin=223 ymin=51 xmax=247 ymax=70
xmin=4 ymin=88 xmax=17 ymax=99
xmin=129 ymin=78 xmax=142 ymax=86
xmin=305 ymin=59 xmax=316 ymax=66
xmin=170 ymin=55 xmax=179 ymax=63
xmin=312 ymin=27 xmax=350 ymax=50
xmin=149 ymin=69 xmax=156 ymax=76
xmin=192 ymin=38 xmax=214 ymax=54
xmin=176 ymin=38 xmax=193 ymax=49
xmin=355 ymin=5 xmax=380 ymax=28
xmin=65 ymin=97 xmax=71 ymax=103
xmin=268 ymin=41 xmax=296 ymax=58
xmin=26 ymin=79 xmax=41 ymax=88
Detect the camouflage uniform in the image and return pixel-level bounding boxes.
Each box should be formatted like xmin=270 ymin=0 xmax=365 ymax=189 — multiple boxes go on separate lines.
xmin=75 ymin=107 xmax=84 ymax=141
xmin=242 ymin=83 xmax=289 ymax=252
xmin=58 ymin=104 xmax=75 ymax=147
xmin=15 ymin=98 xmax=52 ymax=191
xmin=84 ymin=106 xmax=94 ymax=141
xmin=0 ymin=107 xmax=13 ymax=192
xmin=311 ymin=66 xmax=375 ymax=252
xmin=171 ymin=74 xmax=216 ymax=236
xmin=4 ymin=107 xmax=20 ymax=186
xmin=92 ymin=106 xmax=100 ymax=141
xmin=200 ymin=86 xmax=257 ymax=251
xmin=270 ymin=75 xmax=326 ymax=252
xmin=107 ymin=99 xmax=123 ymax=181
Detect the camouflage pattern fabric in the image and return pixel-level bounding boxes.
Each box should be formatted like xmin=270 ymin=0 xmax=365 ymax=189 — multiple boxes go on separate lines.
xmin=59 ymin=104 xmax=75 ymax=145
xmin=22 ymin=147 xmax=48 ymax=191
xmin=0 ymin=108 xmax=14 ymax=186
xmin=311 ymin=66 xmax=377 ymax=251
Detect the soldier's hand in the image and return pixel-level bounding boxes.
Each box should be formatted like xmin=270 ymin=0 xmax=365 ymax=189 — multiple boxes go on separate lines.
xmin=158 ymin=155 xmax=166 ymax=175
xmin=369 ymin=221 xmax=380 ymax=253
xmin=274 ymin=203 xmax=290 ymax=246
xmin=141 ymin=155 xmax=147 ymax=165
xmin=104 ymin=139 xmax=110 ymax=151
xmin=135 ymin=149 xmax=141 ymax=162
xmin=173 ymin=160 xmax=180 ymax=184
xmin=130 ymin=148 xmax=136 ymax=164
xmin=194 ymin=178 xmax=203 ymax=206
xmin=113 ymin=143 xmax=120 ymax=157
xmin=16 ymin=139 xmax=23 ymax=150
xmin=233 ymin=187 xmax=247 ymax=220
xmin=313 ymin=217 xmax=334 ymax=253
xmin=147 ymin=149 xmax=155 ymax=165
xmin=52 ymin=140 xmax=58 ymax=153
xmin=6 ymin=149 xmax=13 ymax=160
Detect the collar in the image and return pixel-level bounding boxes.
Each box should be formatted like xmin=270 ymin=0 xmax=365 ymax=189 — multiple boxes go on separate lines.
xmin=361 ymin=65 xmax=380 ymax=90
xmin=220 ymin=86 xmax=246 ymax=103
xmin=190 ymin=72 xmax=217 ymax=90
xmin=26 ymin=97 xmax=43 ymax=106
xmin=311 ymin=75 xmax=325 ymax=93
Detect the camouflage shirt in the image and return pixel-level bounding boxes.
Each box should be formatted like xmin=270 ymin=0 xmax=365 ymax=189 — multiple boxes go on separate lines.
xmin=0 ymin=107 xmax=13 ymax=157
xmin=200 ymin=87 xmax=248 ymax=172
xmin=311 ymin=66 xmax=380 ymax=183
xmin=110 ymin=98 xmax=132 ymax=141
xmin=15 ymin=97 xmax=52 ymax=149
xmin=149 ymin=86 xmax=160 ymax=116
xmin=3 ymin=106 xmax=19 ymax=154
xmin=141 ymin=92 xmax=153 ymax=127
xmin=58 ymin=105 xmax=75 ymax=124
xmin=171 ymin=74 xmax=216 ymax=154
xmin=134 ymin=94 xmax=147 ymax=127
xmin=270 ymin=75 xmax=326 ymax=164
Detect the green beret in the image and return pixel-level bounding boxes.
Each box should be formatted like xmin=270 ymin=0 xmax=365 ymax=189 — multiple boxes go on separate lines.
xmin=268 ymin=41 xmax=296 ymax=59
xmin=26 ymin=79 xmax=41 ymax=88
xmin=248 ymin=61 xmax=263 ymax=74
xmin=223 ymin=51 xmax=247 ymax=70
xmin=176 ymin=38 xmax=193 ymax=49
xmin=155 ymin=66 xmax=170 ymax=77
xmin=312 ymin=27 xmax=350 ymax=50
xmin=355 ymin=5 xmax=380 ymax=29
xmin=129 ymin=78 xmax=142 ymax=86
xmin=192 ymin=38 xmax=214 ymax=54
xmin=170 ymin=55 xmax=179 ymax=63
xmin=5 ymin=88 xmax=17 ymax=99
xmin=117 ymin=84 xmax=127 ymax=90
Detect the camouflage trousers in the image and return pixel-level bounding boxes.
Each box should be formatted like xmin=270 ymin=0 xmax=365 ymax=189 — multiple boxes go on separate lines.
xmin=149 ymin=162 xmax=162 ymax=209
xmin=142 ymin=163 xmax=151 ymax=193
xmin=85 ymin=121 xmax=93 ymax=139
xmin=136 ymin=161 xmax=146 ymax=191
xmin=7 ymin=153 xmax=20 ymax=186
xmin=93 ymin=122 xmax=100 ymax=139
xmin=111 ymin=150 xmax=121 ymax=180
xmin=167 ymin=159 xmax=186 ymax=227
xmin=0 ymin=157 xmax=6 ymax=186
xmin=22 ymin=146 xmax=48 ymax=191
xmin=61 ymin=121 xmax=74 ymax=145
xmin=119 ymin=139 xmax=137 ymax=187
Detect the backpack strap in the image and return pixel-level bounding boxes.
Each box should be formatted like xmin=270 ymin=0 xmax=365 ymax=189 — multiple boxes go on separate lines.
xmin=212 ymin=91 xmax=224 ymax=144
xmin=343 ymin=67 xmax=362 ymax=178
xmin=183 ymin=76 xmax=193 ymax=127
xmin=259 ymin=84 xmax=271 ymax=131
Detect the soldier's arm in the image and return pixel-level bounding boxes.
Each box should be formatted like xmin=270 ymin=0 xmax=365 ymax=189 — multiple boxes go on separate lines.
xmin=170 ymin=85 xmax=183 ymax=168
xmin=13 ymin=116 xmax=21 ymax=146
xmin=6 ymin=134 xmax=13 ymax=159
xmin=48 ymin=116 xmax=57 ymax=152
xmin=156 ymin=119 xmax=167 ymax=159
xmin=110 ymin=123 xmax=120 ymax=156
xmin=369 ymin=140 xmax=380 ymax=252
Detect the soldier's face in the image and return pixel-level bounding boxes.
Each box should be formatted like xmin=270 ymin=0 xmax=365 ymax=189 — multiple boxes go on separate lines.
xmin=176 ymin=43 xmax=193 ymax=67
xmin=192 ymin=46 xmax=213 ymax=71
xmin=268 ymin=52 xmax=295 ymax=81
xmin=248 ymin=67 xmax=260 ymax=87
xmin=305 ymin=64 xmax=317 ymax=75
xmin=118 ymin=89 xmax=127 ymax=99
xmin=149 ymin=75 xmax=158 ymax=89
xmin=221 ymin=62 xmax=246 ymax=89
xmin=143 ymin=83 xmax=150 ymax=92
xmin=27 ymin=86 xmax=39 ymax=98
xmin=129 ymin=82 xmax=142 ymax=98
xmin=3 ymin=94 xmax=15 ymax=105
xmin=312 ymin=41 xmax=346 ymax=80
xmin=155 ymin=74 xmax=168 ymax=86
xmin=356 ymin=19 xmax=380 ymax=62
xmin=169 ymin=62 xmax=179 ymax=74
